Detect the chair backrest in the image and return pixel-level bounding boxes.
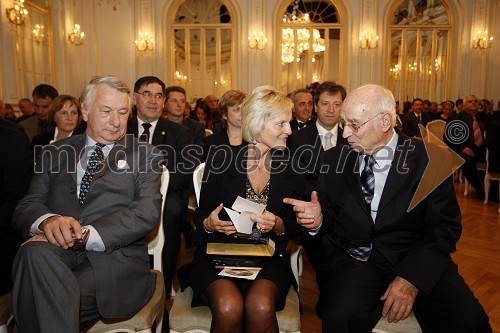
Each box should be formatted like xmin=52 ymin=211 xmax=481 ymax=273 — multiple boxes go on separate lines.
xmin=193 ymin=162 xmax=206 ymax=206
xmin=426 ymin=119 xmax=446 ymax=144
xmin=147 ymin=167 xmax=169 ymax=272
xmin=205 ymin=129 xmax=213 ymax=137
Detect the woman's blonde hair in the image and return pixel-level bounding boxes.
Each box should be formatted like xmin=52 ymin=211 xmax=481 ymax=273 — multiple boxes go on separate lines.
xmin=241 ymin=86 xmax=293 ymax=143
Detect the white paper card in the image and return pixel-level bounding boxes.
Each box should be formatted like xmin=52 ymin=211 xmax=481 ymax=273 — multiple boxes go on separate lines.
xmin=223 ymin=196 xmax=266 ymax=234
xmin=218 ymin=267 xmax=260 ymax=280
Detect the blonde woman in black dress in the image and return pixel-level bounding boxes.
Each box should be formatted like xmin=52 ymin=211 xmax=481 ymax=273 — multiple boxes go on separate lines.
xmin=186 ymin=86 xmax=304 ymax=333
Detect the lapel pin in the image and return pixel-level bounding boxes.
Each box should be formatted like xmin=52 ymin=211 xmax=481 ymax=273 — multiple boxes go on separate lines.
xmin=161 ymin=131 xmax=166 ymax=136
xmin=403 ymin=162 xmax=408 ymax=168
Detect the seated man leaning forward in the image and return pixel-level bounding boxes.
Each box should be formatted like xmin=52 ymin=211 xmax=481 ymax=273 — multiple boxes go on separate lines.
xmin=284 ymin=84 xmax=491 ymax=333
xmin=11 ymin=75 xmax=163 ymax=333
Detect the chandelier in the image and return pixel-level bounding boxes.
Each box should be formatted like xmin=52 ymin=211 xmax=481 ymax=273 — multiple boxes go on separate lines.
xmin=5 ymin=0 xmax=28 ymax=25
xmin=281 ymin=2 xmax=325 ymax=64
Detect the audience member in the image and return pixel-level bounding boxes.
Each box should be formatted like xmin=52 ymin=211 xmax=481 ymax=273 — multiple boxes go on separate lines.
xmin=440 ymin=101 xmax=453 ymax=121
xmin=0 ymin=125 xmax=32 ymax=297
xmin=402 ymin=98 xmax=431 ymax=137
xmin=184 ymin=85 xmax=304 ymax=332
xmin=289 ymin=88 xmax=314 ymax=132
xmin=456 ymin=98 xmax=464 ymax=113
xmin=165 ymin=86 xmax=205 ymax=149
xmin=127 ymin=77 xmax=192 ymax=297
xmin=284 ymin=84 xmax=491 ymax=332
xmin=193 ymin=99 xmax=214 ymax=131
xmin=287 ymin=81 xmax=347 ymax=197
xmin=203 ymin=89 xmax=246 ymax=161
xmin=485 ymin=116 xmax=500 ymax=173
xmin=32 ymin=95 xmax=83 ymax=157
xmin=3 ymin=104 xmax=16 ymax=120
xmin=19 ymin=84 xmax=58 ymax=141
xmin=11 ymin=75 xmax=163 ymax=332
xmin=16 ymin=98 xmax=36 ymax=122
xmin=205 ymin=94 xmax=221 ymax=125
xmin=445 ymin=95 xmax=486 ymax=198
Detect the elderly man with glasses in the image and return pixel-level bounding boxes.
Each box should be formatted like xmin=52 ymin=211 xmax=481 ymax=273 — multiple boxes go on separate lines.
xmin=284 ymin=84 xmax=491 ymax=333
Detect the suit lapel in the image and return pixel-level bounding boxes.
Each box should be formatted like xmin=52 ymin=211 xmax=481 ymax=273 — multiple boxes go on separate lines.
xmin=267 ymin=156 xmax=295 ymax=213
xmin=68 ymin=135 xmax=86 ymax=184
xmin=128 ymin=117 xmax=139 ymax=138
xmin=377 ymin=136 xmax=416 ymax=212
xmin=339 ymin=146 xmax=371 ymax=214
xmin=152 ymin=119 xmax=168 ymax=145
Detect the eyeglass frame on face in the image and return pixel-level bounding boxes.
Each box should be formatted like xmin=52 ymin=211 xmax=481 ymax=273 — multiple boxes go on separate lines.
xmin=136 ymin=90 xmax=165 ymax=100
xmin=339 ymin=112 xmax=385 ymax=133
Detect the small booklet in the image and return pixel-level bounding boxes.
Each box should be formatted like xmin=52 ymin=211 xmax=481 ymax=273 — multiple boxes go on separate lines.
xmin=218 ymin=267 xmax=261 ymax=280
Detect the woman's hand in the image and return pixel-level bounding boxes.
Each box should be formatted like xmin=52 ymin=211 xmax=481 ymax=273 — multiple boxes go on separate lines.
xmin=251 ymin=210 xmax=284 ymax=234
xmin=203 ymin=203 xmax=237 ymax=235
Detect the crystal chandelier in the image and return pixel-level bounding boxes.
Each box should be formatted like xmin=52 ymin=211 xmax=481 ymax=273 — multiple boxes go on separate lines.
xmin=281 ymin=1 xmax=325 ymax=64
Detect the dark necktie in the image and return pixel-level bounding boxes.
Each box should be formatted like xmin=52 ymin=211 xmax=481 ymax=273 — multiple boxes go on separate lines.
xmin=79 ymin=143 xmax=105 ymax=207
xmin=360 ymin=155 xmax=375 ymax=206
xmin=347 ymin=155 xmax=376 ymax=262
xmin=416 ymin=113 xmax=421 ymax=124
xmin=140 ymin=123 xmax=152 ymax=142
xmin=297 ymin=121 xmax=306 ymax=129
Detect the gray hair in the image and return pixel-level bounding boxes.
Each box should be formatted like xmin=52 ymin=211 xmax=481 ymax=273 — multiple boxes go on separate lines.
xmin=80 ymin=75 xmax=131 ymax=112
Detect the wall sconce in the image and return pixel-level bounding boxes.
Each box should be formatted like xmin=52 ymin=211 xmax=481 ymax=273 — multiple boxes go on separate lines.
xmin=68 ymin=24 xmax=85 ymax=45
xmin=389 ymin=64 xmax=400 ymax=77
xmin=135 ymin=32 xmax=154 ymax=51
xmin=32 ymin=24 xmax=44 ymax=43
xmin=248 ymin=31 xmax=267 ymax=50
xmin=174 ymin=71 xmax=187 ymax=82
xmin=359 ymin=30 xmax=378 ymax=49
xmin=472 ymin=30 xmax=493 ymax=49
xmin=5 ymin=0 xmax=28 ymax=25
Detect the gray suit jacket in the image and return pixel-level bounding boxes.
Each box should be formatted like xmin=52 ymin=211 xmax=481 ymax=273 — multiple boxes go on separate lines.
xmin=13 ymin=133 xmax=163 ymax=317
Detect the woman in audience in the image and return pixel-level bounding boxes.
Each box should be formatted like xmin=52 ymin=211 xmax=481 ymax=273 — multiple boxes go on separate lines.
xmin=439 ymin=101 xmax=453 ymax=121
xmin=193 ymin=99 xmax=214 ymax=131
xmin=203 ymin=90 xmax=246 ymax=161
xmin=185 ymin=86 xmax=304 ymax=332
xmin=32 ymin=95 xmax=82 ymax=152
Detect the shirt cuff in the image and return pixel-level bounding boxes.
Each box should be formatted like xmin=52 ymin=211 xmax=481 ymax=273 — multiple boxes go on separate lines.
xmin=30 ymin=213 xmax=60 ymax=236
xmin=85 ymin=225 xmax=105 ymax=252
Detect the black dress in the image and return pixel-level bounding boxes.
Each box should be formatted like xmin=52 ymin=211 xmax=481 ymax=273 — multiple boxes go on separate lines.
xmin=185 ymin=145 xmax=304 ymax=310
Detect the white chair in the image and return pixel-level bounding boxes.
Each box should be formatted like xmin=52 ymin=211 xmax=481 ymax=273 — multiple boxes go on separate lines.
xmin=0 ymin=293 xmax=12 ymax=333
xmin=193 ymin=163 xmax=205 ymax=206
xmin=86 ymin=168 xmax=169 ymax=333
xmin=372 ymin=311 xmax=422 ymax=333
xmin=483 ymin=148 xmax=500 ymax=213
xmin=464 ymin=162 xmax=487 ymax=196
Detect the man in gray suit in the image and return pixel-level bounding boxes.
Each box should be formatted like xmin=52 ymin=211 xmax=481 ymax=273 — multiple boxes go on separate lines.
xmin=11 ymin=76 xmax=163 ymax=333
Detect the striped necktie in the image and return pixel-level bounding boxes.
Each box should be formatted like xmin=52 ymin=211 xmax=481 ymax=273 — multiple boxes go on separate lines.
xmin=79 ymin=143 xmax=105 ymax=206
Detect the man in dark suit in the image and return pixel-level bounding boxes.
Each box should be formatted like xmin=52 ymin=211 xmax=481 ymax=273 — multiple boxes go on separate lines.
xmin=11 ymin=76 xmax=163 ymax=332
xmin=18 ymin=84 xmax=58 ymax=141
xmin=444 ymin=95 xmax=486 ymax=198
xmin=287 ymin=81 xmax=347 ymax=196
xmin=284 ymin=84 xmax=491 ymax=332
xmin=128 ymin=77 xmax=191 ymax=296
xmin=289 ymin=88 xmax=314 ymax=132
xmin=0 ymin=125 xmax=32 ymax=297
xmin=402 ymin=98 xmax=431 ymax=138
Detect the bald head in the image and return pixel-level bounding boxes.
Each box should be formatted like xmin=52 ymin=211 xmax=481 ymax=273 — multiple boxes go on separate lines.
xmin=463 ymin=95 xmax=479 ymax=116
xmin=341 ymin=85 xmax=396 ymax=154
xmin=342 ymin=85 xmax=396 ymax=124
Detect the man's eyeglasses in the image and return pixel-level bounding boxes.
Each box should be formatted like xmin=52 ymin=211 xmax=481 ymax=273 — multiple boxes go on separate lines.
xmin=136 ymin=91 xmax=165 ymax=100
xmin=339 ymin=112 xmax=384 ymax=133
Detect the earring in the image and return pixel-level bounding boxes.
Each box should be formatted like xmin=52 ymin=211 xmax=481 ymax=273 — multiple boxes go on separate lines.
xmin=252 ymin=138 xmax=257 ymax=145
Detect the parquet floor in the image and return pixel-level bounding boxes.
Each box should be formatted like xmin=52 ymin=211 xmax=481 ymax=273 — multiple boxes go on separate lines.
xmin=171 ymin=181 xmax=500 ymax=332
